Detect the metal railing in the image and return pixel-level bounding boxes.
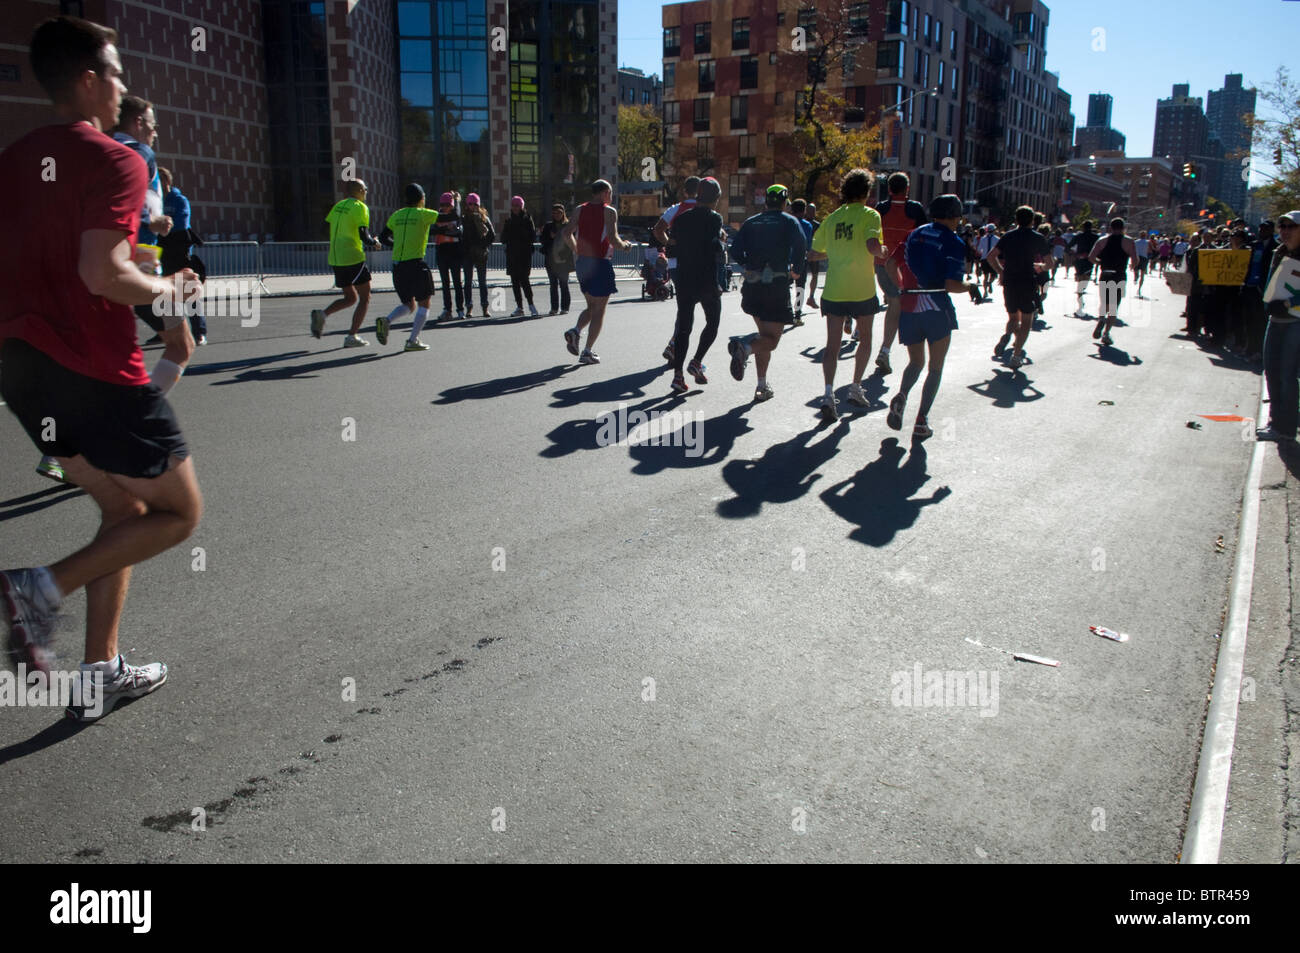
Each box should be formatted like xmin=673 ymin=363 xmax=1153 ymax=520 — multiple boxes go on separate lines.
xmin=199 ymin=240 xmax=653 ymax=290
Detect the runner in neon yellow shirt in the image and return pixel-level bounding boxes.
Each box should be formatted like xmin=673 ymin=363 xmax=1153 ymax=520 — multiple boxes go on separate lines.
xmin=374 ymin=183 xmax=441 ymax=351
xmin=310 ymin=180 xmax=382 ymax=346
xmin=807 ymin=168 xmax=888 ymax=420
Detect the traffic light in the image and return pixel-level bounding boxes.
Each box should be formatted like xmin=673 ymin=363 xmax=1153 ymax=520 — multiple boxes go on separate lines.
xmin=1183 ymin=162 xmax=1197 ymax=179
xmin=1064 ymin=173 xmax=1071 ymax=184
xmin=1157 ymin=211 xmax=1164 ymax=218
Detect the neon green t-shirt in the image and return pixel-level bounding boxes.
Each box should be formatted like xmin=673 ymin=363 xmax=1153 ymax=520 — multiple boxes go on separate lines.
xmin=385 ymin=206 xmax=441 ymax=262
xmin=326 ymin=198 xmax=370 ymax=267
xmin=810 ymin=203 xmax=882 ymax=302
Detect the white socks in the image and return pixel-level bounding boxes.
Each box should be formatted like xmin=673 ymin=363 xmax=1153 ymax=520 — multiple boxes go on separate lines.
xmin=408 ymin=306 xmax=430 ymax=341
xmin=34 ymin=566 xmax=62 ymax=608
xmin=386 ymin=304 xmax=411 ymax=323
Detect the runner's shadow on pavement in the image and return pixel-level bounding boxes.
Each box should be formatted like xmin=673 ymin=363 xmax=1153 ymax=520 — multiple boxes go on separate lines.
xmin=1032 ymin=318 xmax=1051 ymax=331
xmin=0 ymin=718 xmax=89 ymax=766
xmin=628 ymin=403 xmax=754 ymax=473
xmin=540 ymin=394 xmax=679 ymax=458
xmin=434 ymin=313 xmax=537 ymax=329
xmin=0 ymin=484 xmax=86 ymax=522
xmin=1089 ymin=346 xmax=1143 ymax=367
xmin=434 ymin=365 xmax=572 ymax=404
xmin=183 ymin=350 xmax=311 ymax=377
xmin=967 ymin=370 xmax=1045 ymax=407
xmin=210 ymin=352 xmax=385 ymax=384
xmin=798 ymin=342 xmax=855 ymax=363
xmin=820 ymin=438 xmax=952 ymax=547
xmin=549 ymin=365 xmax=665 ymax=408
xmin=716 ymin=421 xmax=850 ymax=518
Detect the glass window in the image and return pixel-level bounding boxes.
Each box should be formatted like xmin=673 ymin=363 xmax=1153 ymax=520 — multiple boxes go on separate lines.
xmin=739 ymin=134 xmax=756 ymax=168
xmin=777 ymin=13 xmax=784 ymax=26
xmin=698 ymin=59 xmax=715 ymax=92
xmin=842 ymin=48 xmax=856 ymax=79
xmin=400 ymin=39 xmax=432 ymax=71
xmin=886 ymin=0 xmax=909 ymax=36
xmin=694 ymin=22 xmax=711 ymax=54
xmin=663 ymin=26 xmax=680 ymax=56
xmin=740 ymin=56 xmax=758 ymax=90
xmin=397 ymin=1 xmax=431 ymax=36
xmin=693 ymin=98 xmax=709 ymax=131
xmin=798 ymin=8 xmax=816 ymax=36
xmin=951 ymin=28 xmax=957 ymax=53
xmin=923 ymin=13 xmax=930 ymax=43
xmin=400 ymin=72 xmax=433 ymax=107
xmin=697 ymin=135 xmax=713 ymax=161
xmin=664 ymin=101 xmax=680 ymax=124
xmin=937 ymin=61 xmax=944 ymax=89
xmin=849 ymin=4 xmax=869 ymax=37
xmin=730 ymin=95 xmax=748 ymax=129
xmin=732 ymin=17 xmax=749 ymax=50
xmin=664 ymin=62 xmax=675 ymax=87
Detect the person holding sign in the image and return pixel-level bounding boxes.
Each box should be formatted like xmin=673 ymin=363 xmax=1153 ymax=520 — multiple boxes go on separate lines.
xmin=1258 ymin=211 xmax=1300 ymax=442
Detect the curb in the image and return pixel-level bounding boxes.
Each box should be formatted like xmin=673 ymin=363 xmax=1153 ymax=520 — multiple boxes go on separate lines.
xmin=1181 ymin=384 xmax=1268 ymax=863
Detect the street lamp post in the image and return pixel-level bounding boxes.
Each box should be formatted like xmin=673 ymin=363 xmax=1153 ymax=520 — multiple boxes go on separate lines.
xmin=879 ymin=85 xmax=939 ymax=167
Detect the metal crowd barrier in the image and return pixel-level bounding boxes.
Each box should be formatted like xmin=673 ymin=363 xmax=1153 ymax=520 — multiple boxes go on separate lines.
xmin=199 ymin=240 xmax=655 ymax=287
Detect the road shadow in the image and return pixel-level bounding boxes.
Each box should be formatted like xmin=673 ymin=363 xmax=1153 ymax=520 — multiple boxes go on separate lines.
xmin=434 ymin=313 xmax=538 ymax=329
xmin=0 ymin=718 xmax=89 ymax=766
xmin=1089 ymin=345 xmax=1143 ymax=367
xmin=434 ymin=365 xmax=572 ymax=404
xmin=627 ymin=403 xmax=755 ymax=473
xmin=798 ymin=341 xmax=855 ymax=364
xmin=209 ymin=351 xmax=386 ymax=384
xmin=1276 ymin=439 xmax=1300 ymax=481
xmin=967 ymin=369 xmax=1045 ymax=407
xmin=183 ymin=350 xmax=311 ymax=377
xmin=1032 ymin=318 xmax=1052 ymax=331
xmin=549 ymin=365 xmax=666 ymax=408
xmin=820 ymin=438 xmax=952 ymax=547
xmin=716 ymin=420 xmax=850 ymax=518
xmin=540 ymin=393 xmax=679 ymax=458
xmin=0 ymin=484 xmax=86 ymax=522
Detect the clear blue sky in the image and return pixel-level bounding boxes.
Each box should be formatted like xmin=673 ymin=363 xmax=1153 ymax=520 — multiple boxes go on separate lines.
xmin=617 ymin=0 xmax=1293 ymax=186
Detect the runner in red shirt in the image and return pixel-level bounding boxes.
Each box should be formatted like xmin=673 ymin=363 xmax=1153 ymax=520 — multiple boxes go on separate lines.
xmin=0 ymin=16 xmax=203 ymax=720
xmin=873 ymin=173 xmax=928 ymax=374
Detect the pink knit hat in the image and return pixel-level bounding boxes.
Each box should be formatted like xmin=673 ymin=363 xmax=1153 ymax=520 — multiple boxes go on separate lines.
xmin=511 ymin=195 xmax=525 ymax=208
xmin=466 ymin=193 xmax=481 ymax=205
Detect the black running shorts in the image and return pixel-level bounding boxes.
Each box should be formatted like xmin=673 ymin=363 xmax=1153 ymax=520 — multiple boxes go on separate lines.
xmin=333 ymin=262 xmax=372 ymax=287
xmin=1002 ymin=280 xmax=1039 ymax=314
xmin=1 ymin=338 xmax=189 ymax=479
xmin=740 ymin=280 xmax=794 ymax=325
xmin=392 ymin=259 xmax=434 ymax=302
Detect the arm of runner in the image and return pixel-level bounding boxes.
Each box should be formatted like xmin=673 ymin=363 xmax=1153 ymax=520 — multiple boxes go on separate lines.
xmin=358 ymin=225 xmax=381 ymax=249
xmin=79 ymin=229 xmax=190 ymax=313
xmin=605 ymin=205 xmax=631 ymax=250
xmin=988 ymin=245 xmax=1004 ymax=277
xmin=652 ymin=215 xmax=670 ymax=246
xmin=1088 ymin=236 xmax=1106 ymax=265
xmin=867 ymin=237 xmax=887 ymax=261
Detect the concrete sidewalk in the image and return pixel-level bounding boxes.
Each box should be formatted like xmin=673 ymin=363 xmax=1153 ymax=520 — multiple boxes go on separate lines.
xmin=1219 ymin=418 xmax=1300 ymax=863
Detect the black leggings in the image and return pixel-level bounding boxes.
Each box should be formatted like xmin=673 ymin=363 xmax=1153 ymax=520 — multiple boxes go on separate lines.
xmin=437 ymin=251 xmax=464 ymax=312
xmin=509 ymin=268 xmax=534 ymax=307
xmin=462 ymin=259 xmax=487 ymax=310
xmin=672 ymin=283 xmax=722 ymax=375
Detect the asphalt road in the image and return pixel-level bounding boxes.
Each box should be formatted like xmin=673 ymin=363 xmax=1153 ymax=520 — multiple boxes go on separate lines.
xmin=0 ymin=270 xmax=1261 ymax=862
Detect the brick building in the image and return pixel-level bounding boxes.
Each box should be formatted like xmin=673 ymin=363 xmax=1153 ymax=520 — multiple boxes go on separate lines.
xmin=0 ymin=0 xmax=617 ymax=240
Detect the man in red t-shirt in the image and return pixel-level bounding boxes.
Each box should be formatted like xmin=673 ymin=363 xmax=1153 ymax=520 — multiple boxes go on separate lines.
xmin=0 ymin=16 xmax=203 ymax=721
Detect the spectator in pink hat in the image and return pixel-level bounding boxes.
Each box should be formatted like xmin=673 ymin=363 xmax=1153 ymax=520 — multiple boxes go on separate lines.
xmin=460 ymin=192 xmax=496 ymax=316
xmin=502 ymin=195 xmax=538 ymax=317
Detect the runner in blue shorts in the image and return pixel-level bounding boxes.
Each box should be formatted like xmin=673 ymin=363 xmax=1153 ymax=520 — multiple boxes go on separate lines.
xmin=561 ymin=179 xmax=631 ymax=364
xmin=889 ymin=194 xmax=975 ymax=440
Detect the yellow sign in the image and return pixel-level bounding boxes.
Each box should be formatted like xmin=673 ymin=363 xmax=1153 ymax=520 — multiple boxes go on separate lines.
xmin=1198 ymin=249 xmax=1250 ymax=286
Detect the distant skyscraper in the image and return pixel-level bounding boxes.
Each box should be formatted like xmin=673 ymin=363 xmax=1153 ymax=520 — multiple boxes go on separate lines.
xmin=1154 ymin=83 xmax=1209 ymax=206
xmin=1086 ymin=93 xmax=1112 ymax=128
xmin=1206 ymin=73 xmax=1255 ymax=213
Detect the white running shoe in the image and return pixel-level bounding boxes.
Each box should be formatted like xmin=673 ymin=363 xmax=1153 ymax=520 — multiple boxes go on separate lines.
xmin=343 ymin=335 xmax=369 ymax=348
xmin=66 ymin=654 xmax=168 ymax=722
xmin=847 ymin=383 xmax=869 ymax=406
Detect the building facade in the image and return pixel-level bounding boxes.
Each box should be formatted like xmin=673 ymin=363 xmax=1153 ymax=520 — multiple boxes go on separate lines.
xmin=1065 ymin=152 xmax=1186 ymax=232
xmin=1 ymin=0 xmax=617 ymax=240
xmin=660 ymin=0 xmax=1074 ymax=228
xmin=618 ymin=67 xmax=662 ymax=108
xmin=1206 ymin=72 xmax=1255 ymax=214
xmin=1153 ymin=82 xmax=1209 ymax=209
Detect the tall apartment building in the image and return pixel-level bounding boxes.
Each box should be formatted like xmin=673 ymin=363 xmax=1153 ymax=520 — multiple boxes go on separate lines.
xmin=1075 ymin=93 xmax=1125 ymax=156
xmin=1086 ymin=92 xmax=1111 ymax=128
xmin=0 ymin=0 xmax=617 ymax=240
xmin=1206 ymin=73 xmax=1255 ymax=214
xmin=1153 ymin=82 xmax=1209 ymax=209
xmin=661 ymin=0 xmax=1073 ymax=227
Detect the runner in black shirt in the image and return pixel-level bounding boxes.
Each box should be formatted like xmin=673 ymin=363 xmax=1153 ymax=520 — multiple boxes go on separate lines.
xmin=667 ymin=178 xmax=725 ymax=394
xmin=988 ymin=205 xmax=1050 ymax=368
xmin=1087 ymin=217 xmax=1137 ymax=347
xmin=1067 ymin=221 xmax=1099 ymax=317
